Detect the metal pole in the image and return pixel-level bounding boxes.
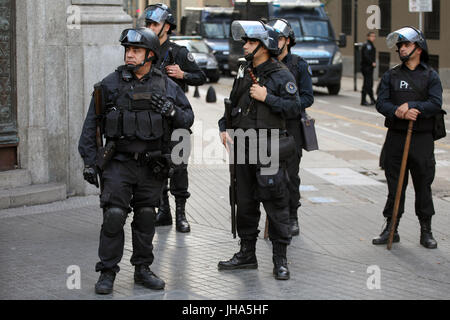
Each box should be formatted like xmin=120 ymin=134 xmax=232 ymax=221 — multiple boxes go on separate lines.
xmin=419 ymin=12 xmax=423 ymax=30
xmin=354 ymin=0 xmax=358 ymax=92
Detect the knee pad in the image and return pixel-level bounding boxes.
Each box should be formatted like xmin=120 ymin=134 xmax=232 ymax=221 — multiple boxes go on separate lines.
xmin=103 ymin=207 xmax=127 ymax=236
xmin=133 ymin=207 xmax=156 ymax=233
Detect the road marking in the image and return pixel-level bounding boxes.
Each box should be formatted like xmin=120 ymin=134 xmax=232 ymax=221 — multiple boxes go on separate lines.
xmin=300 ymin=185 xmax=318 ymax=191
xmin=305 ymin=168 xmax=384 ymax=186
xmin=360 ymin=131 xmax=384 ymax=139
xmin=307 ymin=197 xmax=338 ymax=203
xmin=310 ymin=108 xmax=450 ymax=150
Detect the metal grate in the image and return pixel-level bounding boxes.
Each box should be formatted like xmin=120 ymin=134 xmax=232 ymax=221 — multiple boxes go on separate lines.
xmin=378 ymin=51 xmax=390 ymax=79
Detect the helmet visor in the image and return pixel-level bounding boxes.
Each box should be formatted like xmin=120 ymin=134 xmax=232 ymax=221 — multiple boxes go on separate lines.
xmin=268 ymin=19 xmax=291 ymax=38
xmin=145 ymin=6 xmax=169 ymax=23
xmin=231 ymin=20 xmax=268 ymax=42
xmin=120 ymin=29 xmax=143 ymax=44
xmin=386 ymin=27 xmax=422 ymax=48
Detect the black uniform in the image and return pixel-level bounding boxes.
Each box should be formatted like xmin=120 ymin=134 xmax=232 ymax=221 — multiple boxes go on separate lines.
xmin=361 ymin=40 xmax=376 ymax=104
xmin=376 ymin=62 xmax=443 ymax=221
xmin=156 ymin=39 xmax=206 ymax=209
xmin=281 ymin=53 xmax=314 ymax=226
xmin=78 ymin=66 xmax=194 ymax=273
xmin=218 ymin=58 xmax=301 ymax=244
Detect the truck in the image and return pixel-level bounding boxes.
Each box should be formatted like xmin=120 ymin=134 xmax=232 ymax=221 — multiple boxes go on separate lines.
xmin=230 ymin=0 xmax=346 ymax=95
xmin=180 ymin=7 xmax=234 ymax=74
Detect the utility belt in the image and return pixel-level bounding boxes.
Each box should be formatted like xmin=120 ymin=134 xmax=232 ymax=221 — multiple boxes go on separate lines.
xmin=115 ymin=150 xmax=174 ymax=179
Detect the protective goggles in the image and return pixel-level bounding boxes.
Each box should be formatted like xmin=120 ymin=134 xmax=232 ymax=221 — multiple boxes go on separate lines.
xmin=386 ymin=27 xmax=422 ymax=48
xmin=145 ymin=6 xmax=169 ymax=23
xmin=119 ymin=29 xmax=144 ymax=44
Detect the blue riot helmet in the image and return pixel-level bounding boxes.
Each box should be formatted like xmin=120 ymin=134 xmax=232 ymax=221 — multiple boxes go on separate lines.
xmin=231 ymin=20 xmax=280 ymax=60
xmin=119 ymin=28 xmax=160 ymax=71
xmin=386 ymin=26 xmax=429 ymax=63
xmin=143 ymin=3 xmax=176 ymax=36
xmin=268 ymin=18 xmax=297 ymax=49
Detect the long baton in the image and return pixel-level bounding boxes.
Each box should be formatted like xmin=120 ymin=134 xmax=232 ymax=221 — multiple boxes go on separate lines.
xmin=387 ymin=120 xmax=414 ymax=250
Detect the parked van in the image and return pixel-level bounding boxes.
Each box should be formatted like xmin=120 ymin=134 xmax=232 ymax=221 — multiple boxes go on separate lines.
xmin=230 ymin=0 xmax=346 ymax=95
xmin=180 ymin=7 xmax=234 ymax=74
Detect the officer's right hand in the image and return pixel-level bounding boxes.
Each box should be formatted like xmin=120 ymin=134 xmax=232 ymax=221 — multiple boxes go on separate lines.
xmin=220 ymin=131 xmax=233 ymax=153
xmin=83 ymin=165 xmax=99 ymax=188
xmin=404 ymin=108 xmax=421 ymax=121
xmin=395 ymin=103 xmax=409 ymax=119
xmin=150 ymin=93 xmax=176 ymax=117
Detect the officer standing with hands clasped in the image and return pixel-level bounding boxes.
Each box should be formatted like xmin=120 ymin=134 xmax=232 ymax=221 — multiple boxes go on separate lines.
xmin=373 ymin=26 xmax=443 ymax=249
xmin=361 ymin=31 xmax=377 ymax=106
xmin=78 ymin=28 xmax=194 ymax=294
xmin=143 ymin=3 xmax=206 ymax=233
xmin=268 ymin=18 xmax=314 ymax=236
xmin=218 ymin=21 xmax=302 ymax=280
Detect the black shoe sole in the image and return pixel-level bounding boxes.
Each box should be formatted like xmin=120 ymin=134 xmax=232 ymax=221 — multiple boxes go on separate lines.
xmin=155 ymin=220 xmax=173 ymax=227
xmin=372 ymin=236 xmax=400 ymax=245
xmin=218 ymin=263 xmax=258 ymax=271
xmin=95 ymin=286 xmax=113 ymax=295
xmin=273 ymin=273 xmax=290 ymax=280
xmin=420 ymin=241 xmax=437 ymax=249
xmin=291 ymin=229 xmax=299 ymax=237
xmin=176 ymin=227 xmax=191 ymax=233
xmin=134 ymin=277 xmax=165 ymax=290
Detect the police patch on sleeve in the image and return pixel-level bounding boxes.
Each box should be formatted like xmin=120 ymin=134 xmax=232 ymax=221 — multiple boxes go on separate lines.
xmin=187 ymin=52 xmax=195 ymax=62
xmin=285 ymin=82 xmax=298 ymax=94
xmin=307 ymin=65 xmax=313 ymax=77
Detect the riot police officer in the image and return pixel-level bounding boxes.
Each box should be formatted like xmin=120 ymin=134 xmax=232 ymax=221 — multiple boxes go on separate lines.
xmin=361 ymin=31 xmax=377 ymax=106
xmin=218 ymin=21 xmax=302 ymax=280
xmin=269 ymin=19 xmax=314 ymax=237
xmin=373 ymin=26 xmax=443 ymax=249
xmin=78 ymin=28 xmax=194 ymax=294
xmin=143 ymin=3 xmax=206 ymax=233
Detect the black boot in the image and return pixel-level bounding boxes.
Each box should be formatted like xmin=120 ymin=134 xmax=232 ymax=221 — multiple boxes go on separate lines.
xmin=273 ymin=242 xmax=290 ymax=280
xmin=95 ymin=269 xmax=116 ymax=294
xmin=372 ymin=217 xmax=400 ymax=245
xmin=361 ymin=93 xmax=369 ymax=106
xmin=175 ymin=198 xmax=190 ymax=233
xmin=369 ymin=95 xmax=376 ymax=105
xmin=134 ymin=265 xmax=165 ymax=290
xmin=218 ymin=239 xmax=258 ymax=270
xmin=290 ymin=218 xmax=300 ymax=237
xmin=155 ymin=190 xmax=172 ymax=226
xmin=419 ymin=217 xmax=437 ymax=249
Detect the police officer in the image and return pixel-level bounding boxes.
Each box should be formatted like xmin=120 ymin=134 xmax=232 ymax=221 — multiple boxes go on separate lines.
xmin=218 ymin=21 xmax=302 ymax=280
xmin=143 ymin=3 xmax=207 ymax=233
xmin=361 ymin=31 xmax=377 ymax=106
xmin=78 ymin=28 xmax=194 ymax=294
xmin=373 ymin=26 xmax=443 ymax=249
xmin=269 ymin=19 xmax=314 ymax=236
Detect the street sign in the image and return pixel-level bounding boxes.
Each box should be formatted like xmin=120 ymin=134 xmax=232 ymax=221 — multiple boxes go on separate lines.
xmin=409 ymin=0 xmax=433 ymax=12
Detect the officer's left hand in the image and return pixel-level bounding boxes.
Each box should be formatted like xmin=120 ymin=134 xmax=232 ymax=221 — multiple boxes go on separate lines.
xmin=83 ymin=165 xmax=99 ymax=188
xmin=166 ymin=64 xmax=185 ymax=79
xmin=150 ymin=93 xmax=176 ymax=117
xmin=250 ymin=84 xmax=267 ymax=102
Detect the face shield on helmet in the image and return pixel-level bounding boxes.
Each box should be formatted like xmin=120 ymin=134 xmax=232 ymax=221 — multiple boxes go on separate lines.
xmin=386 ymin=26 xmax=428 ymax=63
xmin=268 ymin=19 xmax=290 ymax=38
xmin=119 ymin=28 xmax=159 ymax=72
xmin=145 ymin=6 xmax=169 ymax=24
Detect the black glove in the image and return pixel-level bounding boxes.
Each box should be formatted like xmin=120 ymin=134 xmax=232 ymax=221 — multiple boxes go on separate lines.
xmin=150 ymin=93 xmax=176 ymax=117
xmin=83 ymin=165 xmax=99 ymax=188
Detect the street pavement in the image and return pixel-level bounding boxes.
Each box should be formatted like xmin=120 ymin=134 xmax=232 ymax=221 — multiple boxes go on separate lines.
xmin=0 ymin=76 xmax=449 ymax=301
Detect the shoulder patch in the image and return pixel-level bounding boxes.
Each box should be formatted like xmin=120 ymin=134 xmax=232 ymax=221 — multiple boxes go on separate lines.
xmin=307 ymin=65 xmax=313 ymax=77
xmin=285 ymin=81 xmax=298 ymax=95
xmin=187 ymin=52 xmax=195 ymax=62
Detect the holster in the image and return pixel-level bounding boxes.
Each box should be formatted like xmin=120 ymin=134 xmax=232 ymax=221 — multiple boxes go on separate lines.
xmin=96 ymin=140 xmax=116 ymax=171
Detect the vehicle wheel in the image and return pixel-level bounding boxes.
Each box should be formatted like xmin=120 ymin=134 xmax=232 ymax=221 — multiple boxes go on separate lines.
xmin=327 ymin=84 xmax=340 ymax=95
xmin=209 ymin=76 xmax=220 ymax=83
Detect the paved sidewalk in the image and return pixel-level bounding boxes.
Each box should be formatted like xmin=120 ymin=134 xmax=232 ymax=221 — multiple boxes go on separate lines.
xmin=1 ymin=77 xmax=449 ymax=300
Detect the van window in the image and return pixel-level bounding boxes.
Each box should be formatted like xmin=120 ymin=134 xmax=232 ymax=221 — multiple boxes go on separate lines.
xmin=203 ymin=21 xmax=230 ymax=39
xmin=301 ymin=19 xmax=331 ymax=40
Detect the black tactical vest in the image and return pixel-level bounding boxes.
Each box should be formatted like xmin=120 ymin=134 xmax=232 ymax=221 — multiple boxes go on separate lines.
xmin=284 ymin=54 xmax=300 ymax=86
xmin=101 ymin=66 xmax=169 ymax=153
xmin=387 ymin=65 xmax=434 ymax=133
xmin=230 ymin=60 xmax=287 ymax=130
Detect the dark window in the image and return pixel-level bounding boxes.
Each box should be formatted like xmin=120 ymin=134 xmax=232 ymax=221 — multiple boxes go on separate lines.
xmin=428 ymin=55 xmax=439 ymax=73
xmin=378 ymin=0 xmax=391 ymax=37
xmin=424 ymin=0 xmax=440 ymax=39
xmin=341 ymin=0 xmax=352 ymax=35
xmin=378 ymin=52 xmax=390 ymax=78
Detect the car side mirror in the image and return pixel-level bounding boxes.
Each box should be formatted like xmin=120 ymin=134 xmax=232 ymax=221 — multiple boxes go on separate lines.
xmin=338 ymin=33 xmax=347 ymax=48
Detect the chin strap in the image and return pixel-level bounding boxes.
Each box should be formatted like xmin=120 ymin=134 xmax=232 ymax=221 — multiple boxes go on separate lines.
xmin=245 ymin=43 xmax=262 ymax=62
xmin=397 ymin=46 xmax=418 ymax=63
